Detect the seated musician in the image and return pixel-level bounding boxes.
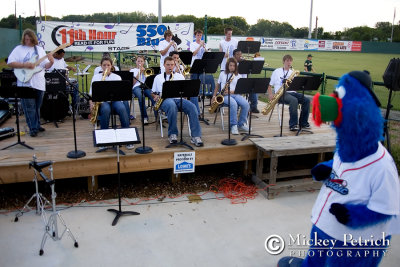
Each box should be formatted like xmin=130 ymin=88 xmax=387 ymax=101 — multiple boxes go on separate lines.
xmin=89 ymin=57 xmax=133 ymax=149
xmin=130 ymin=55 xmax=155 ymax=125
xmin=267 ymin=54 xmax=310 ymax=131
xmin=151 ymin=56 xmax=204 ymax=147
xmin=169 ymin=51 xmax=200 ymax=115
xmin=94 ymin=53 xmax=119 ymax=75
xmin=212 ymin=58 xmax=250 ymax=135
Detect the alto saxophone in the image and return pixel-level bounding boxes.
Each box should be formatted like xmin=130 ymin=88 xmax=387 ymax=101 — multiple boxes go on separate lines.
xmin=209 ymin=74 xmax=235 ymax=113
xmin=89 ymin=68 xmax=109 ymax=124
xmin=154 ymin=72 xmax=174 ymax=111
xmin=262 ymin=69 xmax=300 ymax=116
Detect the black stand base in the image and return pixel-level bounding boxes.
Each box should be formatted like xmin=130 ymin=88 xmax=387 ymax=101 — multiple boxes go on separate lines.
xmin=221 ymin=139 xmax=237 ymax=146
xmin=96 ymin=146 xmax=125 ymax=155
xmin=107 ymin=209 xmax=140 ymax=226
xmin=296 ymin=128 xmax=313 ymax=136
xmin=2 ymin=141 xmax=33 ymax=150
xmin=273 ymin=134 xmax=287 ymax=137
xmin=67 ymin=150 xmax=86 ymax=158
xmin=241 ymin=133 xmax=263 ymax=141
xmin=198 ymin=116 xmax=209 ymax=125
xmin=135 ymin=146 xmax=153 ymax=154
xmin=166 ymin=141 xmax=194 ymax=150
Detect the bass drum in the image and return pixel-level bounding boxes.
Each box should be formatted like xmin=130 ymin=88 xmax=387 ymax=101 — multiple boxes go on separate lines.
xmin=41 ymin=93 xmax=69 ymax=121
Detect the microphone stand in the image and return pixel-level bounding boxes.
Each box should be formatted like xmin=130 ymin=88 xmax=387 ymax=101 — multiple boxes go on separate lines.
xmin=53 ymin=69 xmax=86 ymax=158
xmin=132 ymin=75 xmax=153 ymax=154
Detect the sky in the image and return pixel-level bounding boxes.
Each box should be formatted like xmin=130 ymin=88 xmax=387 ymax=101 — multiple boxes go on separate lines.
xmin=1 ymin=0 xmax=399 ymax=33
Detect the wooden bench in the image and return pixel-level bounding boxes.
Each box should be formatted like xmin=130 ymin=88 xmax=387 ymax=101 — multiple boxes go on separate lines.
xmin=250 ymin=133 xmax=336 ymax=199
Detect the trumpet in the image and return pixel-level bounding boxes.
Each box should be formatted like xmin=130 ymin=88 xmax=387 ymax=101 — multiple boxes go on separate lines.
xmin=143 ymin=61 xmax=154 ymax=77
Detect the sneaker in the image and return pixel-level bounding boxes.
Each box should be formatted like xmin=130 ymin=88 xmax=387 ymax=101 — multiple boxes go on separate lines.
xmin=129 ymin=115 xmax=135 ymax=120
xmin=301 ymin=123 xmax=311 ymax=129
xmin=143 ymin=118 xmax=149 ymax=125
xmin=290 ymin=125 xmax=299 ymax=131
xmin=168 ymin=134 xmax=178 ymax=144
xmin=29 ymin=131 xmax=38 ymax=137
xmin=251 ymin=108 xmax=260 ymax=114
xmin=238 ymin=123 xmax=250 ymax=132
xmin=126 ymin=144 xmax=134 ymax=150
xmin=191 ymin=136 xmax=204 ymax=147
xmin=38 ymin=127 xmax=46 ymax=132
xmin=231 ymin=125 xmax=239 ymax=135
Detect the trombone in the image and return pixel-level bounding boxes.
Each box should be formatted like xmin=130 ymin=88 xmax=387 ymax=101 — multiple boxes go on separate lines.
xmin=177 ymin=58 xmax=191 ymax=76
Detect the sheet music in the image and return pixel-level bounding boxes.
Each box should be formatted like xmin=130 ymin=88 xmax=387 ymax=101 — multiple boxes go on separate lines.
xmin=115 ymin=128 xmax=138 ymax=142
xmin=95 ymin=128 xmax=137 ymax=145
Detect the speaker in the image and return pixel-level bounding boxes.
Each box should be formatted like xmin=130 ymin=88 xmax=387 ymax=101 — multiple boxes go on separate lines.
xmin=383 ymin=58 xmax=400 ymax=91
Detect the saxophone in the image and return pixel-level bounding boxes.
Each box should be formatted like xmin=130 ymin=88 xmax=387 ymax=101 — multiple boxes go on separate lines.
xmin=154 ymin=72 xmax=174 ymax=111
xmin=209 ymin=74 xmax=235 ymax=113
xmin=262 ymin=69 xmax=299 ymax=115
xmin=89 ymin=68 xmax=109 ymax=124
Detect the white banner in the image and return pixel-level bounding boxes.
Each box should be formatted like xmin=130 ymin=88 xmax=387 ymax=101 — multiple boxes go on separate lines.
xmin=36 ymin=21 xmax=194 ymax=52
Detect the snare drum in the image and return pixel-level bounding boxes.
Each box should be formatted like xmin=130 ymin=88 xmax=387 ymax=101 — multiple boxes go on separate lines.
xmin=41 ymin=92 xmax=69 ymax=121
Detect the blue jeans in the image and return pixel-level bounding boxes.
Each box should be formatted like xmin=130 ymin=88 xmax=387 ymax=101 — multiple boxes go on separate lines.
xmin=223 ymin=94 xmax=249 ymax=127
xmin=160 ymin=98 xmax=202 ymax=137
xmin=21 ymin=89 xmax=44 ymax=134
xmin=132 ymin=86 xmax=156 ymax=120
xmin=249 ymin=93 xmax=258 ymax=110
xmin=99 ymin=101 xmax=130 ymax=129
xmin=279 ymin=92 xmax=310 ymax=127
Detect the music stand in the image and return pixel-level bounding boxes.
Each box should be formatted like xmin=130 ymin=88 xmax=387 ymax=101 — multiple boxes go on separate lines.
xmin=92 ymin=80 xmax=132 ymax=155
xmin=43 ymin=72 xmax=67 ymax=128
xmin=133 ymin=75 xmax=153 ymax=154
xmin=237 ymin=41 xmax=261 ymax=57
xmin=178 ymin=51 xmax=193 ymax=65
xmin=190 ymin=59 xmax=220 ymax=125
xmin=94 ymin=128 xmax=140 ymax=226
xmin=162 ymin=79 xmax=201 ymax=150
xmin=150 ymin=67 xmax=161 ymax=75
xmin=234 ymin=78 xmax=269 ymax=141
xmin=0 ymin=71 xmax=36 ymax=150
xmin=288 ymin=76 xmax=322 ymax=136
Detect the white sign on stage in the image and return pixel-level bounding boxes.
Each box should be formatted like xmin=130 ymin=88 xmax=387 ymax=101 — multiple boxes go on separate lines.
xmin=36 ymin=21 xmax=194 ymax=52
xmin=174 ymin=152 xmax=195 ymax=174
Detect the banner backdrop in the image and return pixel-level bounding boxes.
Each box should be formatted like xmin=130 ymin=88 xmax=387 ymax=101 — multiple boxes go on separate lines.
xmin=36 ymin=21 xmax=194 ymax=52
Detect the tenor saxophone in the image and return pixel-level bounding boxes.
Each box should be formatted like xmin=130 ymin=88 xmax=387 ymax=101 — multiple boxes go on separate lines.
xmin=209 ymin=74 xmax=235 ymax=113
xmin=154 ymin=72 xmax=174 ymax=111
xmin=89 ymin=68 xmax=109 ymax=124
xmin=261 ymin=69 xmax=299 ymax=115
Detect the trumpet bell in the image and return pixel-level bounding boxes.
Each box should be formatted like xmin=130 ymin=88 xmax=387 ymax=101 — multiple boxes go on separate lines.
xmin=183 ymin=67 xmax=191 ymax=76
xmin=145 ymin=68 xmax=154 ymax=77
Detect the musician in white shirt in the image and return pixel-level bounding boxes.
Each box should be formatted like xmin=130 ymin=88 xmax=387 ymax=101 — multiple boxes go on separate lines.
xmin=158 ymin=30 xmax=177 ymax=73
xmin=7 ymin=29 xmax=54 ymax=137
xmin=219 ymin=27 xmax=238 ymax=72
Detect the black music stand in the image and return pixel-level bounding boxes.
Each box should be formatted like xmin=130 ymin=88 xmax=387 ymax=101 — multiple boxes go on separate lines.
xmin=178 ymin=51 xmax=193 ymax=65
xmin=92 ymin=80 xmax=132 ymax=155
xmin=133 ymin=75 xmax=153 ymax=154
xmin=237 ymin=41 xmax=261 ymax=57
xmin=234 ymin=78 xmax=269 ymax=141
xmin=190 ymin=59 xmax=220 ymax=125
xmin=288 ymin=76 xmax=321 ymax=136
xmin=43 ymin=72 xmax=67 ymax=128
xmin=0 ymin=72 xmax=36 ymax=150
xmin=162 ymin=79 xmax=201 ymax=150
xmin=113 ymin=71 xmax=134 ymax=117
xmin=94 ymin=127 xmax=140 ymax=226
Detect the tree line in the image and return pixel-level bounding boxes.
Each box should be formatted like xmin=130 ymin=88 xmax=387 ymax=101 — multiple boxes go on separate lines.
xmin=0 ymin=11 xmax=398 ymax=42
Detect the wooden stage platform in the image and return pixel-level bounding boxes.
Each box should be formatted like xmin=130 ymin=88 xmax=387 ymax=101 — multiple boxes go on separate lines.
xmin=0 ymin=102 xmax=335 ymax=185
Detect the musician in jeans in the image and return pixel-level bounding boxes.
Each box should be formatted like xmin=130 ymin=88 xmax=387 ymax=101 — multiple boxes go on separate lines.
xmin=267 ymin=54 xmax=310 ymax=131
xmin=151 ymin=56 xmax=204 ymax=147
xmin=7 ymin=29 xmax=54 ymax=137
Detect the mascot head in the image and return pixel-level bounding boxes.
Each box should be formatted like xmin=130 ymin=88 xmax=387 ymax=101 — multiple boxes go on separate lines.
xmin=312 ymin=71 xmax=383 ymax=162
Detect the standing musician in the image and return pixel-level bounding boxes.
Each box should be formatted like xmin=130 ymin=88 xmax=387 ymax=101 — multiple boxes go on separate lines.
xmin=190 ymin=29 xmax=207 ymax=78
xmin=130 ymin=55 xmax=155 ymax=125
xmin=267 ymin=54 xmax=310 ymax=131
xmin=151 ymin=56 xmax=204 ymax=147
xmin=233 ymin=49 xmax=259 ymax=113
xmin=7 ymin=29 xmax=54 ymax=137
xmin=89 ymin=57 xmax=133 ymax=149
xmin=219 ymin=27 xmax=238 ymax=72
xmin=158 ymin=30 xmax=177 ymax=73
xmin=212 ymin=58 xmax=250 ymax=135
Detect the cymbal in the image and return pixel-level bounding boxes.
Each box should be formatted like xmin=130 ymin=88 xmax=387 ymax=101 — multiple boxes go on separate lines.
xmin=65 ymin=56 xmax=85 ymax=62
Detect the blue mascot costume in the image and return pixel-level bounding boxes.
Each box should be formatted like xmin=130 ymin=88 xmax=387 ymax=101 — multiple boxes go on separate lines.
xmin=278 ymin=71 xmax=400 ymax=267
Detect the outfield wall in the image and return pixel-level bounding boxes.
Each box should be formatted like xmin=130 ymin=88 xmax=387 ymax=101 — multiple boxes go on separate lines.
xmin=0 ymin=28 xmax=20 ymax=59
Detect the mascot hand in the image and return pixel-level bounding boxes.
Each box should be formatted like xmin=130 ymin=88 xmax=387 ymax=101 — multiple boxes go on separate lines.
xmin=311 ymin=160 xmax=333 ymax=181
xmin=329 ymin=203 xmax=349 ymax=225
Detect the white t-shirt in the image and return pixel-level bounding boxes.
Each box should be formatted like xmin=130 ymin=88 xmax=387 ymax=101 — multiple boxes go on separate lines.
xmin=158 ymin=39 xmax=175 ymax=72
xmin=217 ymin=72 xmax=240 ymax=94
xmin=94 ymin=65 xmax=119 ymax=75
xmin=129 ymin=68 xmax=145 ymax=88
xmin=8 ymin=45 xmax=49 ymax=91
xmin=152 ymin=72 xmax=184 ymax=99
xmin=190 ymin=41 xmax=207 ymax=66
xmin=311 ymin=143 xmax=400 ymax=241
xmin=219 ymin=38 xmax=238 ymax=71
xmin=269 ymin=67 xmax=293 ymax=93
xmin=89 ymin=72 xmax=121 ymax=96
xmin=47 ymin=58 xmax=67 ymax=72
